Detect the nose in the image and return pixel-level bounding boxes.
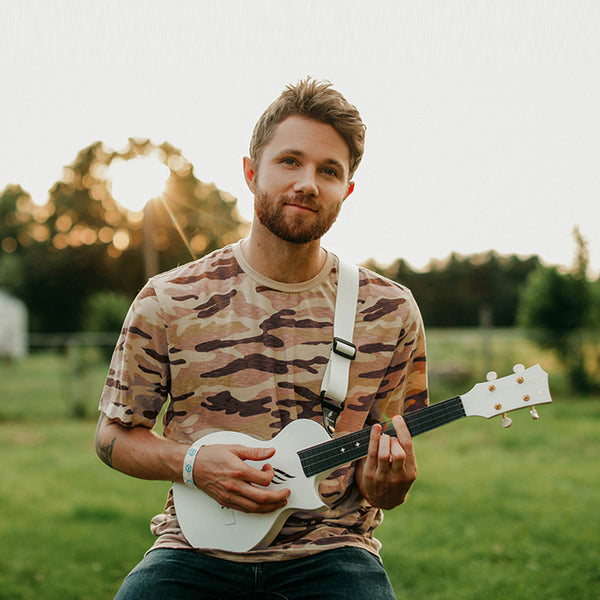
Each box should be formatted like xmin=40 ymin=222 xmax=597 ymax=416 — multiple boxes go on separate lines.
xmin=293 ymin=168 xmax=318 ymax=197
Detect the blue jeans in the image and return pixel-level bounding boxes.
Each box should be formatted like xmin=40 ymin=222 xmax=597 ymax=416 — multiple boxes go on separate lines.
xmin=114 ymin=546 xmax=396 ymax=599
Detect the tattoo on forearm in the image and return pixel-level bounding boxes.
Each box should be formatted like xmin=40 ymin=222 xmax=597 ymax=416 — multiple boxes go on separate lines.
xmin=96 ymin=414 xmax=117 ymax=468
xmin=98 ymin=436 xmax=116 ymax=468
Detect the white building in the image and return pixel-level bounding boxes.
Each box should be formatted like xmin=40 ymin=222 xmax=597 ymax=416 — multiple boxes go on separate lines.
xmin=0 ymin=290 xmax=28 ymax=358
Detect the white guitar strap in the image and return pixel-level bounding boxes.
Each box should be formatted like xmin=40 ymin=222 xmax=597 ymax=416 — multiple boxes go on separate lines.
xmin=320 ymin=259 xmax=359 ymax=436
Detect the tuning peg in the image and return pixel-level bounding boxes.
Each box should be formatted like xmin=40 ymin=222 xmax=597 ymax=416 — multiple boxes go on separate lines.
xmin=501 ymin=413 xmax=513 ymax=428
xmin=486 ymin=371 xmax=498 ymax=381
xmin=530 ymin=407 xmax=540 ymax=420
xmin=513 ymin=364 xmax=525 ymax=373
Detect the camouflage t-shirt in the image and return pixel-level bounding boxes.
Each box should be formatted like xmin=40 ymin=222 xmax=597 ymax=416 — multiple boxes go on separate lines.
xmin=99 ymin=242 xmax=428 ymax=563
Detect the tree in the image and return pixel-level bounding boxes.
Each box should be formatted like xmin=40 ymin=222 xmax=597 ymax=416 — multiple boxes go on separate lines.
xmin=517 ymin=228 xmax=596 ymax=392
xmin=366 ymin=251 xmax=540 ymax=328
xmin=0 ymin=185 xmax=34 ymax=300
xmin=0 ymin=140 xmax=248 ymax=332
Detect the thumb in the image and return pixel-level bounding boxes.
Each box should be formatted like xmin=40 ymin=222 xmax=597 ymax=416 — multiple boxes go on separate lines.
xmin=236 ymin=445 xmax=276 ymax=461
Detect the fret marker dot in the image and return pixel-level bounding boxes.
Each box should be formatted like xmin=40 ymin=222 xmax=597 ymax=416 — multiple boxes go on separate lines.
xmin=355 ymin=442 xmax=360 ymax=447
xmin=341 ymin=448 xmax=346 ymax=453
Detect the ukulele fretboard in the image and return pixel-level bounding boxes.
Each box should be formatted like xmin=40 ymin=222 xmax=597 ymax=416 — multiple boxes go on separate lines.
xmin=298 ymin=396 xmax=466 ymax=478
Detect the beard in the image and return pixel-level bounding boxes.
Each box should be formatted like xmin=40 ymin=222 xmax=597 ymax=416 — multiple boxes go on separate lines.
xmin=254 ymin=188 xmax=342 ymax=244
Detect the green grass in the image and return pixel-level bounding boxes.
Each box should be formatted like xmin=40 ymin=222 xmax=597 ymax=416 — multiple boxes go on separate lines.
xmin=379 ymin=399 xmax=600 ymax=599
xmin=0 ymin=348 xmax=109 ymax=421
xmin=0 ymin=420 xmax=171 ymax=599
xmin=0 ymin=333 xmax=598 ymax=599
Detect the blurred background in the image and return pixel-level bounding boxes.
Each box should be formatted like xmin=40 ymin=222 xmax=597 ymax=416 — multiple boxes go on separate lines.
xmin=1 ymin=2 xmax=598 ymax=599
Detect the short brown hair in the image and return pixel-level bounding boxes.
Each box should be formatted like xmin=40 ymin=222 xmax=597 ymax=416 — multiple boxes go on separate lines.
xmin=249 ymin=77 xmax=366 ymax=179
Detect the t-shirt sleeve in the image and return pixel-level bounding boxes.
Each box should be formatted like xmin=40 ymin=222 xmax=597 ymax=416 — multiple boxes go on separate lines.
xmin=98 ymin=281 xmax=170 ymax=429
xmin=376 ymin=291 xmax=428 ymax=419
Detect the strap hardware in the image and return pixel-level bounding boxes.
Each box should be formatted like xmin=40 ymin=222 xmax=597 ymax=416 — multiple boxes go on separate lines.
xmin=320 ymin=259 xmax=359 ymax=437
xmin=319 ymin=392 xmax=345 ymax=437
xmin=332 ymin=337 xmax=356 ymax=360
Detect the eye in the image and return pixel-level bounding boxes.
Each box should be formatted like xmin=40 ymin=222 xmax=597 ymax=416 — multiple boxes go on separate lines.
xmin=281 ymin=157 xmax=296 ymax=166
xmin=322 ymin=167 xmax=339 ymax=178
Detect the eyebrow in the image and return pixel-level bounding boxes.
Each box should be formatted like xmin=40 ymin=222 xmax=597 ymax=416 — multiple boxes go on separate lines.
xmin=276 ymin=149 xmax=348 ymax=177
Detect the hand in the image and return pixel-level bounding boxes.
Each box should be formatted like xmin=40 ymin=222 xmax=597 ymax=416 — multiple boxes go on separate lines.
xmin=355 ymin=415 xmax=418 ymax=509
xmin=192 ymin=444 xmax=290 ymax=514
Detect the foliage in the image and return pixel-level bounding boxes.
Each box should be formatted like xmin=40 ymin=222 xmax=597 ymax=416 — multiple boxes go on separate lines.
xmin=0 ymin=251 xmax=24 ymax=296
xmin=366 ymin=251 xmax=541 ymax=327
xmin=83 ymin=291 xmax=130 ymax=335
xmin=517 ymin=266 xmax=590 ymax=342
xmin=0 ymin=140 xmax=247 ymax=332
xmin=517 ymin=229 xmax=598 ymax=392
xmin=83 ymin=291 xmax=132 ymax=361
xmin=590 ymin=278 xmax=600 ymax=329
xmin=2 ymin=143 xmax=597 ymax=341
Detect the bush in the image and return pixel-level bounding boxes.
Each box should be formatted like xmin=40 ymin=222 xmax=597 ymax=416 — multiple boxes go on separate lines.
xmin=518 ymin=266 xmax=594 ymax=392
xmin=83 ymin=291 xmax=131 ymax=359
xmin=84 ymin=291 xmax=130 ymax=333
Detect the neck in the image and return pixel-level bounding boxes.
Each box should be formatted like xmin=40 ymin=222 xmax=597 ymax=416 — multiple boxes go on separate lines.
xmin=298 ymin=397 xmax=467 ymax=478
xmin=242 ymin=223 xmax=327 ymax=283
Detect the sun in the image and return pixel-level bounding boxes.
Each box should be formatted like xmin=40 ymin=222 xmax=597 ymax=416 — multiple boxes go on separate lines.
xmin=108 ymin=154 xmax=170 ymax=212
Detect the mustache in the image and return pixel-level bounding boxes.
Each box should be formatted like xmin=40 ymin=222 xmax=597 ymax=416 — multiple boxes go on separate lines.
xmin=281 ymin=194 xmax=319 ymax=212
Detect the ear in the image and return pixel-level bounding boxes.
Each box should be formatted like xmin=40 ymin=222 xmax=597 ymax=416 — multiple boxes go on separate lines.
xmin=344 ymin=181 xmax=355 ymax=200
xmin=243 ymin=157 xmax=256 ymax=192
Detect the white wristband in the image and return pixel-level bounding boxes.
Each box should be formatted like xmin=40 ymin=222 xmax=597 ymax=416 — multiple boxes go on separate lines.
xmin=182 ymin=440 xmax=203 ymax=488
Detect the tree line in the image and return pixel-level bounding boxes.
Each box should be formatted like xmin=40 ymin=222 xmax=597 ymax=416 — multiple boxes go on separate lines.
xmin=365 ymin=251 xmax=542 ymax=328
xmin=366 ymin=230 xmax=599 ymax=392
xmin=1 ymin=140 xmax=598 ymax=390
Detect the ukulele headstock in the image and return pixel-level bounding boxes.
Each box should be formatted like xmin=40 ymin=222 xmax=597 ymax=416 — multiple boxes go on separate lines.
xmin=461 ymin=364 xmax=552 ymax=426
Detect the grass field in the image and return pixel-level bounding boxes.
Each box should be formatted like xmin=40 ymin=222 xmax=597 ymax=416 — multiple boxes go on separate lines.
xmin=0 ymin=332 xmax=598 ymax=599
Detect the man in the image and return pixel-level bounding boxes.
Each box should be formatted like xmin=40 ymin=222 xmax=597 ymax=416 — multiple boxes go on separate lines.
xmin=96 ymin=77 xmax=428 ymax=599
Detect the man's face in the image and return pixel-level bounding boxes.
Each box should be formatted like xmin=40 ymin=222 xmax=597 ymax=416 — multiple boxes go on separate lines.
xmin=245 ymin=115 xmax=354 ymax=244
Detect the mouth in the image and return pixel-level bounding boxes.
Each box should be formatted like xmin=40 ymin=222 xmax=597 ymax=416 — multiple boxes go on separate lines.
xmin=285 ymin=202 xmax=318 ymax=213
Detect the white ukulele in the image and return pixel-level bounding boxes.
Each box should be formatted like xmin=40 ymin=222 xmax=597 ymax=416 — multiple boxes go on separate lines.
xmin=173 ymin=364 xmax=552 ymax=552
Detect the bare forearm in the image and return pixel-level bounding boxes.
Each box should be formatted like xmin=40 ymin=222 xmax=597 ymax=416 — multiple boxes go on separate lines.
xmin=95 ymin=412 xmax=290 ymax=514
xmin=95 ymin=413 xmax=187 ymax=483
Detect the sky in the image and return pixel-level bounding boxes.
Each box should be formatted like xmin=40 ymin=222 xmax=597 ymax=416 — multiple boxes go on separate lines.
xmin=1 ymin=0 xmax=599 ymax=275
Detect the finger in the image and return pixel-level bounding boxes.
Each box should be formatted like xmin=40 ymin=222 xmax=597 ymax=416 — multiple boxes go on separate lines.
xmin=233 ymin=446 xmax=277 ymax=487
xmin=367 ymin=424 xmax=382 ymax=464
xmin=377 ymin=433 xmax=391 ymax=465
xmin=388 ymin=437 xmax=407 ymax=475
xmin=391 ymin=415 xmax=412 ymax=446
xmin=391 ymin=415 xmax=418 ymax=479
xmin=391 ymin=415 xmax=416 ymax=460
xmin=219 ymin=481 xmax=290 ymax=514
xmin=237 ymin=445 xmax=276 ymax=461
xmin=389 ymin=436 xmax=406 ymax=461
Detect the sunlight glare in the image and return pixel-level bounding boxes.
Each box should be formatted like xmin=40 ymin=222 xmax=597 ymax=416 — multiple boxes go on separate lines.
xmin=109 ymin=154 xmax=170 ymax=212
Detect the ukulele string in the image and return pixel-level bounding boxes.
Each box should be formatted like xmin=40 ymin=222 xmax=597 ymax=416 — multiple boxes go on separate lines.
xmin=300 ymin=399 xmax=467 ymax=473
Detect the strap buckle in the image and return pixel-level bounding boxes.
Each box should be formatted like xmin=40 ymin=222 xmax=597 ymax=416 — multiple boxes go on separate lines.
xmin=332 ymin=337 xmax=356 ymax=360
